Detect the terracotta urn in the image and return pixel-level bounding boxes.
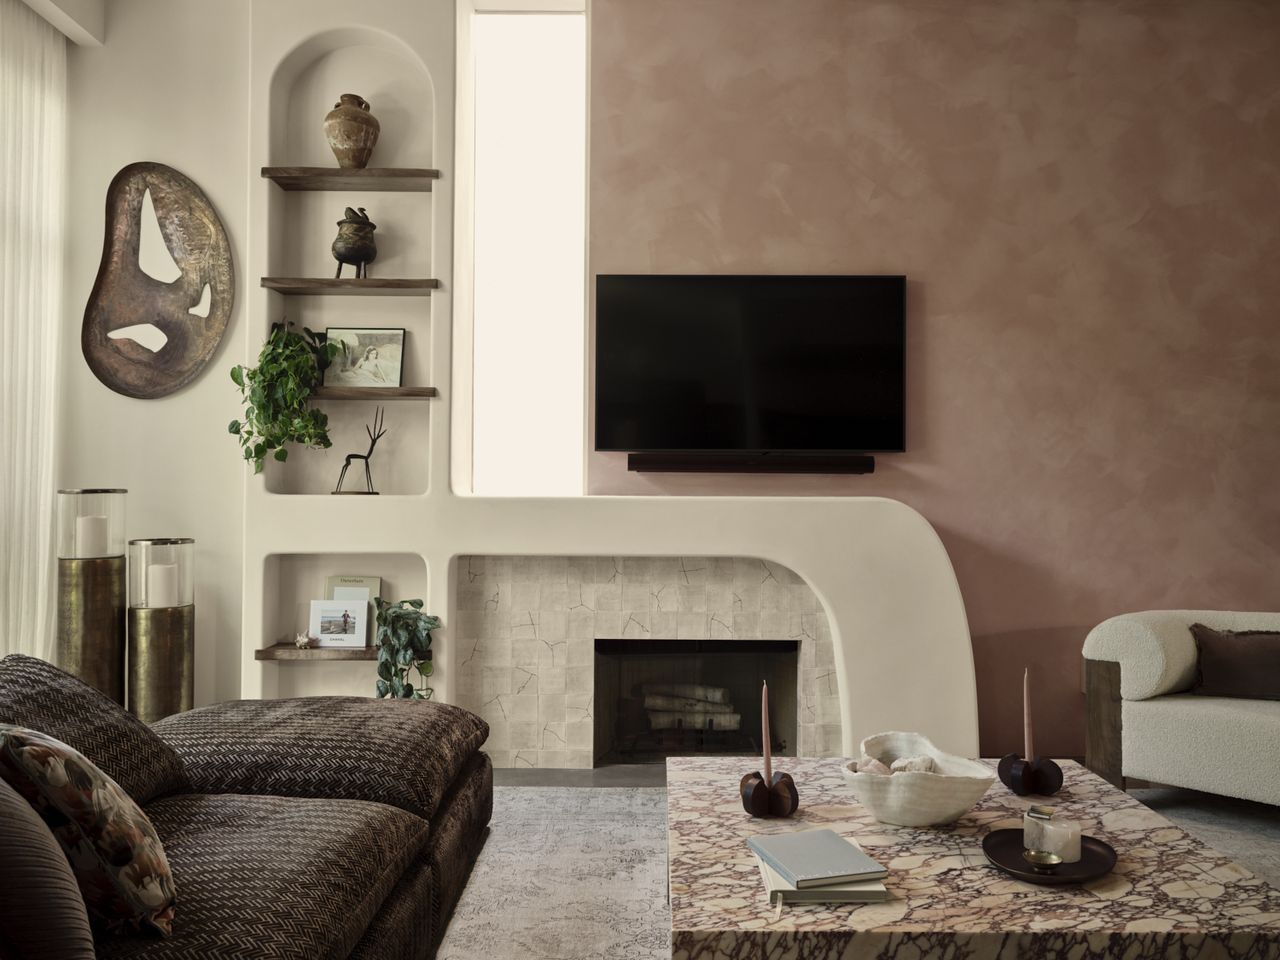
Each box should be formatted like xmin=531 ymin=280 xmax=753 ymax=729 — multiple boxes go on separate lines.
xmin=324 ymin=94 xmax=380 ymax=169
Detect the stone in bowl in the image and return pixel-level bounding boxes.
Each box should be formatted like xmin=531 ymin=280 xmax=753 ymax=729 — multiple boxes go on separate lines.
xmin=842 ymin=731 xmax=995 ymax=827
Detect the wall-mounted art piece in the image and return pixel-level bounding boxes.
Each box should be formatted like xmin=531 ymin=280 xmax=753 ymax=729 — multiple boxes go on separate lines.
xmin=82 ymin=161 xmax=234 ymax=399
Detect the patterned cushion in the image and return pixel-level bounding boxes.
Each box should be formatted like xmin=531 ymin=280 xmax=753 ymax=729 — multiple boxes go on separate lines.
xmin=0 ymin=655 xmax=187 ymax=804
xmin=98 ymin=793 xmax=430 ymax=960
xmin=152 ymin=696 xmax=489 ymax=820
xmin=0 ymin=725 xmax=177 ymax=937
xmin=0 ymin=777 xmax=96 ymax=960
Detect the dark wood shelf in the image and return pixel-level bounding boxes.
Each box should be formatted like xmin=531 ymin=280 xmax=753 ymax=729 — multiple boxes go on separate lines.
xmin=255 ymin=644 xmax=377 ymax=661
xmin=261 ymin=278 xmax=439 ymax=296
xmin=261 ymin=167 xmax=440 ymax=192
xmin=312 ymin=386 xmax=438 ymax=401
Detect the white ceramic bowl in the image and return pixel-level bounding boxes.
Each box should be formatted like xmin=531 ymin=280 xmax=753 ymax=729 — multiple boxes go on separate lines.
xmin=841 ymin=731 xmax=994 ymax=827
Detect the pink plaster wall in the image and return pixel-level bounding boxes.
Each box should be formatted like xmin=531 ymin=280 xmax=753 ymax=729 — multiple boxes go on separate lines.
xmin=588 ymin=0 xmax=1280 ymax=757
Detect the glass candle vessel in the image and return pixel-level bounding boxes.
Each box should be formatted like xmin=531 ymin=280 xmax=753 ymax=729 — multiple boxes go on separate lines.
xmin=1024 ymin=805 xmax=1082 ymax=864
xmin=128 ymin=539 xmax=195 ymax=609
xmin=56 ymin=489 xmax=127 ymax=559
xmin=127 ymin=538 xmax=195 ymax=724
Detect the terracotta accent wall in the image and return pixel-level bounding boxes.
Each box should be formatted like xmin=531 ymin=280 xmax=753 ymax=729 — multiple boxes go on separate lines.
xmin=589 ymin=0 xmax=1280 ymax=757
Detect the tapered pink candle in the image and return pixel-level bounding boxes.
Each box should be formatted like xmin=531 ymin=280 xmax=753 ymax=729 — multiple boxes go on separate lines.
xmin=762 ymin=680 xmax=772 ymax=784
xmin=1023 ymin=667 xmax=1035 ymax=760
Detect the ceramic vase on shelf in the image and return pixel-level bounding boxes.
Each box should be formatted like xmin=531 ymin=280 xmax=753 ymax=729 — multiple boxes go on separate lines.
xmin=127 ymin=538 xmax=195 ymax=723
xmin=55 ymin=489 xmax=128 ymax=703
xmin=323 ymin=94 xmax=380 ymax=169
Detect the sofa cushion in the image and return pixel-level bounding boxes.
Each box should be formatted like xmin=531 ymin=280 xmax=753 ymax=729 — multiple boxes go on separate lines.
xmin=152 ymin=696 xmax=489 ymax=820
xmin=1189 ymin=623 xmax=1280 ymax=700
xmin=97 ymin=793 xmax=430 ymax=960
xmin=0 ymin=655 xmax=187 ymax=804
xmin=0 ymin=724 xmax=176 ymax=936
xmin=0 ymin=777 xmax=96 ymax=960
xmin=1122 ymin=695 xmax=1280 ymax=806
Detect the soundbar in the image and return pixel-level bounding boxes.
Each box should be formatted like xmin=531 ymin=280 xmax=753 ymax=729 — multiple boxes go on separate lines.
xmin=626 ymin=453 xmax=875 ymax=475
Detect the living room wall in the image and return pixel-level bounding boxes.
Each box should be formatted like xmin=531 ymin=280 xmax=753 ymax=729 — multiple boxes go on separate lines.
xmin=589 ymin=0 xmax=1280 ymax=755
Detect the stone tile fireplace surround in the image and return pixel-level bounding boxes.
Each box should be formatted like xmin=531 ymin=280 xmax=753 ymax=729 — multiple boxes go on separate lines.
xmin=453 ymin=556 xmax=840 ymax=768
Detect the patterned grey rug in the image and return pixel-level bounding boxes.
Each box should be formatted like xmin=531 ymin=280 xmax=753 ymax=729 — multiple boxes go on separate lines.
xmin=438 ymin=784 xmax=1280 ymax=960
xmin=438 ymin=787 xmax=670 ymax=960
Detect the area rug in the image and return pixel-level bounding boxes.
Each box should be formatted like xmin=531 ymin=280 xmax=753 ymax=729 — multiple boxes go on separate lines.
xmin=438 ymin=787 xmax=670 ymax=960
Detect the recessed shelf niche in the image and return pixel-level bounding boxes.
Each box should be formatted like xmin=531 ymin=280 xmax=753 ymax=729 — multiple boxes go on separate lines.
xmin=262 ymin=551 xmax=428 ymax=697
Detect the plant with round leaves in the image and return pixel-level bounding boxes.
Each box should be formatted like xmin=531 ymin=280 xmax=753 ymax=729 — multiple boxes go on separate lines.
xmin=374 ymin=597 xmax=438 ymax=700
xmin=228 ymin=321 xmax=339 ymax=474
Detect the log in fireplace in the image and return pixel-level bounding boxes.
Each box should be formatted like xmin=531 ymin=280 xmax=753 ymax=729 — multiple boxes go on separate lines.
xmin=593 ymin=638 xmax=799 ymax=765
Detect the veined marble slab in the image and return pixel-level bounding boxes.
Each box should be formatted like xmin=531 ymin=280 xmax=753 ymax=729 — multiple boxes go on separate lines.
xmin=667 ymin=757 xmax=1280 ymax=959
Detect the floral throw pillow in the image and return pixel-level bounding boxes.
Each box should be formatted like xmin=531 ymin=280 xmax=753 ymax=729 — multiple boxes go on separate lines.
xmin=0 ymin=724 xmax=176 ymax=936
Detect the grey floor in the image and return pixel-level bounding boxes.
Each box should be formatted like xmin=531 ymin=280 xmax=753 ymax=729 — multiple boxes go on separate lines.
xmin=495 ymin=765 xmax=1280 ymax=887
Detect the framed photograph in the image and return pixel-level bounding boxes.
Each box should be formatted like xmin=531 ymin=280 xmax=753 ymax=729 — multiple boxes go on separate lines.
xmin=324 ymin=575 xmax=382 ymax=604
xmin=324 ymin=327 xmax=405 ymax=387
xmin=309 ymin=599 xmax=368 ymax=649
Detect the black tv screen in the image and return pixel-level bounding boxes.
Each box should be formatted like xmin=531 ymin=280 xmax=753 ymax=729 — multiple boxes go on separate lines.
xmin=595 ymin=275 xmax=905 ymax=453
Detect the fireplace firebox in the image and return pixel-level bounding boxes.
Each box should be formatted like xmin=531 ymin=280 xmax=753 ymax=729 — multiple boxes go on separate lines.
xmin=593 ymin=638 xmax=798 ymax=765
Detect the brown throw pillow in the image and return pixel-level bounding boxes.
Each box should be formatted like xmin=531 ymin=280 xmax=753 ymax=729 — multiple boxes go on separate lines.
xmin=0 ymin=724 xmax=177 ymax=937
xmin=1189 ymin=623 xmax=1280 ymax=700
xmin=0 ymin=654 xmax=187 ymax=804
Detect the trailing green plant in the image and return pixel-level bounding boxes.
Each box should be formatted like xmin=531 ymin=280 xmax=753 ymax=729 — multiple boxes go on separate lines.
xmin=228 ymin=321 xmax=339 ymax=473
xmin=374 ymin=598 xmax=439 ymax=700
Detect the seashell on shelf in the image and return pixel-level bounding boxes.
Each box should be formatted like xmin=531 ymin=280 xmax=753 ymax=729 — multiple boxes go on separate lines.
xmin=842 ymin=731 xmax=994 ymax=827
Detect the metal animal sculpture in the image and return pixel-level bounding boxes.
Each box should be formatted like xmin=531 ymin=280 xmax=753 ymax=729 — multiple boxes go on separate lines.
xmin=333 ymin=407 xmax=387 ymax=495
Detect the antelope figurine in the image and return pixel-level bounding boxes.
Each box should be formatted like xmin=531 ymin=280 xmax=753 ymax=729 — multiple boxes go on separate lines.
xmin=333 ymin=407 xmax=387 ymax=495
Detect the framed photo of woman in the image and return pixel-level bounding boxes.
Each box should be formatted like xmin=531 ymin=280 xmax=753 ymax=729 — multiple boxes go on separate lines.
xmin=323 ymin=328 xmax=406 ymax=387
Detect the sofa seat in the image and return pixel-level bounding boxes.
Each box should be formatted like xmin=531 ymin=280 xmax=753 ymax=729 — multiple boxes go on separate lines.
xmin=1124 ymin=694 xmax=1280 ymax=805
xmin=98 ymin=793 xmax=429 ymax=960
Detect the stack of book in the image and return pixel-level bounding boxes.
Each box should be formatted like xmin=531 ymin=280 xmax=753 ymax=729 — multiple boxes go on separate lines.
xmin=747 ymin=829 xmax=889 ymax=912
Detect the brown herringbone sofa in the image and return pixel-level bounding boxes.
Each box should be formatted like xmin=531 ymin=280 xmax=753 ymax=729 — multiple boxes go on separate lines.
xmin=0 ymin=654 xmax=491 ymax=960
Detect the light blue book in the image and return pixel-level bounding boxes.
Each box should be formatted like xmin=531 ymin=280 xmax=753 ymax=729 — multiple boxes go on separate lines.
xmin=746 ymin=829 xmax=887 ymax=889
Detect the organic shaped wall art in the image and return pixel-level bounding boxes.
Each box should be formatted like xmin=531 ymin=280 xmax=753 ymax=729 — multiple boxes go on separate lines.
xmin=82 ymin=162 xmax=234 ymax=399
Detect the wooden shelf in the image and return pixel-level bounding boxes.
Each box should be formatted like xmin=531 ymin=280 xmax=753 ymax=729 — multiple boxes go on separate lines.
xmin=261 ymin=278 xmax=439 ymax=296
xmin=255 ymin=644 xmax=377 ymax=661
xmin=312 ymin=386 xmax=438 ymax=401
xmin=261 ymin=167 xmax=440 ymax=192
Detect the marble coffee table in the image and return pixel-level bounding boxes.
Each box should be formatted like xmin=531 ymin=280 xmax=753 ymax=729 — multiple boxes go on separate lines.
xmin=667 ymin=757 xmax=1280 ymax=959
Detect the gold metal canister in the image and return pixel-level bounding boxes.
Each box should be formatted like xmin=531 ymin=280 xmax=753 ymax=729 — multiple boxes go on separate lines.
xmin=127 ymin=605 xmax=195 ymax=723
xmin=56 ymin=556 xmax=127 ymax=704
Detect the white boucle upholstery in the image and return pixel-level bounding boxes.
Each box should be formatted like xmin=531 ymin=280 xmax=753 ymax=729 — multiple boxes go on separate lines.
xmin=1083 ymin=610 xmax=1280 ymax=701
xmin=1123 ymin=695 xmax=1280 ymax=806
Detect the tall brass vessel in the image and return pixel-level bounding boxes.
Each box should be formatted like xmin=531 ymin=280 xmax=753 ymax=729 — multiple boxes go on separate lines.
xmin=127 ymin=538 xmax=195 ymax=722
xmin=55 ymin=490 xmax=127 ymax=704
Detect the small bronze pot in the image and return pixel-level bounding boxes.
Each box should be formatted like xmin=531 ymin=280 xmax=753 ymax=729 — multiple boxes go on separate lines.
xmin=333 ymin=207 xmax=377 ymax=279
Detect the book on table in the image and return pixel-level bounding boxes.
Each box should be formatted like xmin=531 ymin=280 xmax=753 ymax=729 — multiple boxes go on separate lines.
xmin=752 ymin=853 xmax=889 ymax=906
xmin=746 ymin=828 xmax=888 ymax=889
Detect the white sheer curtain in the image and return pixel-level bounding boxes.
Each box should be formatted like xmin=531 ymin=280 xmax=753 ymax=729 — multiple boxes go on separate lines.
xmin=0 ymin=0 xmax=66 ymax=658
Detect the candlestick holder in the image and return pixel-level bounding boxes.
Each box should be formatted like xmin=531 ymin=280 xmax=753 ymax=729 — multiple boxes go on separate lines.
xmin=740 ymin=679 xmax=800 ymax=818
xmin=126 ymin=538 xmax=194 ymax=723
xmin=998 ymin=666 xmax=1063 ymax=796
xmin=55 ymin=489 xmax=127 ymax=703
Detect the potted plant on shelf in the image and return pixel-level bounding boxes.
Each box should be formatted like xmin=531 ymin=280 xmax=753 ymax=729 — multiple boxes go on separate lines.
xmin=228 ymin=321 xmax=339 ymax=473
xmin=374 ymin=598 xmax=439 ymax=700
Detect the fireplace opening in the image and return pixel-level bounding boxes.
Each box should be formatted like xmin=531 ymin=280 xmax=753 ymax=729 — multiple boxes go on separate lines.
xmin=593 ymin=638 xmax=799 ymax=765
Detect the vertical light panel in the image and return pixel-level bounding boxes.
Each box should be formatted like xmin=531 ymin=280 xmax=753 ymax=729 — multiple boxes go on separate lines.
xmin=472 ymin=13 xmax=586 ymax=496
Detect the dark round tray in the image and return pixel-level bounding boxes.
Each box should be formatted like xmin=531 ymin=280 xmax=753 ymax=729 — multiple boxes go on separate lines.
xmin=982 ymin=828 xmax=1117 ymax=885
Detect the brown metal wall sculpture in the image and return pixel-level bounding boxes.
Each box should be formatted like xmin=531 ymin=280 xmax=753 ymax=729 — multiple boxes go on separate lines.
xmin=82 ymin=162 xmax=234 ymax=399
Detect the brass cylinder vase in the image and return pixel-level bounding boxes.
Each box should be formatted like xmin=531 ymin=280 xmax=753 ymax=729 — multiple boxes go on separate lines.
xmin=127 ymin=605 xmax=194 ymax=722
xmin=127 ymin=538 xmax=195 ymax=722
xmin=55 ymin=490 xmax=128 ymax=704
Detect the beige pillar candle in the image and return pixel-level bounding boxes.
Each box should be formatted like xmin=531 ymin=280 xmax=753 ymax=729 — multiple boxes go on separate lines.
xmin=762 ymin=680 xmax=772 ymax=784
xmin=1023 ymin=667 xmax=1035 ymax=760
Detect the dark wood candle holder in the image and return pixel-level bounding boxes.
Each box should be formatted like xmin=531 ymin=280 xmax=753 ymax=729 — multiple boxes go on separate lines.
xmin=740 ymin=770 xmax=800 ymax=818
xmin=997 ymin=753 xmax=1064 ymax=796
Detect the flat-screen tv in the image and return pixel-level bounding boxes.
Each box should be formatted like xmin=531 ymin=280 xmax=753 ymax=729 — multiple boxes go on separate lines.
xmin=595 ymin=274 xmax=905 ymax=454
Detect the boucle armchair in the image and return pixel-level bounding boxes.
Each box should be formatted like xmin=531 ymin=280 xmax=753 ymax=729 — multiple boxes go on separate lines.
xmin=1082 ymin=611 xmax=1280 ymax=805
